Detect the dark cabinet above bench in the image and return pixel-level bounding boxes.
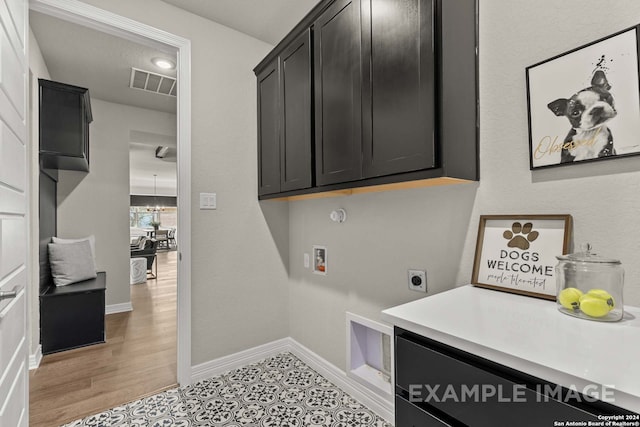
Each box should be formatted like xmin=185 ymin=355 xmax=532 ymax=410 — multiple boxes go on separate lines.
xmin=39 ymin=79 xmax=93 ymax=172
xmin=254 ymin=0 xmax=478 ymax=200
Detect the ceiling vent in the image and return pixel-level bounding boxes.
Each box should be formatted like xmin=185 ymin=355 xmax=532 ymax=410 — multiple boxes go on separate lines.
xmin=129 ymin=67 xmax=177 ymax=97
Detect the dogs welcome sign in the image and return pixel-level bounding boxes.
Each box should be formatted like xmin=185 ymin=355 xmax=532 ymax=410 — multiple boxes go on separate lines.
xmin=472 ymin=215 xmax=572 ymax=300
xmin=526 ymin=26 xmax=640 ymax=169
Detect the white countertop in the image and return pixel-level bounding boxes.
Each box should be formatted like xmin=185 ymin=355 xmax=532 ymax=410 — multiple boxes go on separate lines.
xmin=381 ymin=285 xmax=640 ymax=413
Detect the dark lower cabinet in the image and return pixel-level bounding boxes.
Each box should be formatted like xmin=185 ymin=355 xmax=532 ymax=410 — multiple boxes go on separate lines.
xmin=314 ymin=0 xmax=363 ymax=186
xmin=40 ymin=272 xmax=106 ymax=354
xmin=395 ymin=328 xmax=632 ymax=427
xmin=395 ymin=395 xmax=449 ymax=426
xmin=362 ymin=0 xmax=436 ymax=178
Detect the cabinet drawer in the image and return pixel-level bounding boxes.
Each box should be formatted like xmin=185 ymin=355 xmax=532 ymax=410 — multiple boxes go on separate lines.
xmin=396 ymin=336 xmax=598 ymax=426
xmin=395 ymin=395 xmax=450 ymax=427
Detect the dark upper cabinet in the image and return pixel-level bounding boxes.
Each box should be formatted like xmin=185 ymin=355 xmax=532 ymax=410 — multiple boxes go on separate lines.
xmin=39 ymin=79 xmax=93 ymax=172
xmin=361 ymin=0 xmax=436 ymax=178
xmin=257 ymin=31 xmax=314 ymax=196
xmin=254 ymin=0 xmax=478 ymax=199
xmin=314 ymin=0 xmax=363 ymax=186
xmin=440 ymin=0 xmax=478 ymax=181
xmin=257 ymin=60 xmax=281 ymax=196
xmin=280 ymin=29 xmax=313 ymax=192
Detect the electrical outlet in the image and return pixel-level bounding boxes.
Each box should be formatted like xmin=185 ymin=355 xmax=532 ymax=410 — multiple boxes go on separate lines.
xmin=408 ymin=270 xmax=427 ymax=292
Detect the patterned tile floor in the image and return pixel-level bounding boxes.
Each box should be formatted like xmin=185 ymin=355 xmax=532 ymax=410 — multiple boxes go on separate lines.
xmin=63 ymin=352 xmax=393 ymax=427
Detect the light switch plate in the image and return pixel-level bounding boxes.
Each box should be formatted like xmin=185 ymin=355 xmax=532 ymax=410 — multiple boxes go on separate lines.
xmin=200 ymin=192 xmax=216 ymax=210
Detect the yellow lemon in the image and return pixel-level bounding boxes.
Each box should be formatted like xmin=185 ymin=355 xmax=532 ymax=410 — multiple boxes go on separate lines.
xmin=586 ymin=289 xmax=615 ymax=309
xmin=579 ymin=296 xmax=611 ymax=318
xmin=558 ymin=287 xmax=583 ymax=310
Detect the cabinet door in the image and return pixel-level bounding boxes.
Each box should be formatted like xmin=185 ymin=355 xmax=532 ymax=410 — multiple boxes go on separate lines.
xmin=39 ymin=82 xmax=85 ymax=157
xmin=257 ymin=60 xmax=281 ymax=196
xmin=314 ymin=0 xmax=363 ymax=186
xmin=41 ymin=291 xmax=105 ymax=354
xmin=280 ymin=29 xmax=313 ymax=192
xmin=361 ymin=0 xmax=436 ymax=178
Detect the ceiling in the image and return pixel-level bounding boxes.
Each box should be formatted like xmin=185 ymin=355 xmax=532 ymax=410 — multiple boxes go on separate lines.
xmin=30 ymin=11 xmax=178 ymax=196
xmin=30 ymin=11 xmax=177 ymax=114
xmin=30 ymin=1 xmax=321 ymax=196
xmin=160 ymin=0 xmax=319 ymax=45
xmin=129 ymin=131 xmax=177 ymax=196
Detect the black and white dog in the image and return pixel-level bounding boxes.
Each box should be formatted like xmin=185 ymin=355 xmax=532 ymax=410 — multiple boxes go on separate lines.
xmin=547 ymin=70 xmax=617 ymax=163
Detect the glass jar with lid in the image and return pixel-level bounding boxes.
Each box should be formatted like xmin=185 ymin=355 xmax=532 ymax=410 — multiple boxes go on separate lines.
xmin=555 ymin=244 xmax=624 ymax=322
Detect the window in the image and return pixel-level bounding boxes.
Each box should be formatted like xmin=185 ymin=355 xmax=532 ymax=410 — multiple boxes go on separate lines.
xmin=129 ymin=207 xmax=177 ymax=229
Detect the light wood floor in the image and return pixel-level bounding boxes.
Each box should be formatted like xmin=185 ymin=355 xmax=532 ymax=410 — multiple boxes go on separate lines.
xmin=29 ymin=251 xmax=178 ymax=427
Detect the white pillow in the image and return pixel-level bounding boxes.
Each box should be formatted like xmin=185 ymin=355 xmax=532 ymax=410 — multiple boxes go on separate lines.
xmin=48 ymin=240 xmax=98 ymax=286
xmin=52 ymin=235 xmax=96 ymax=264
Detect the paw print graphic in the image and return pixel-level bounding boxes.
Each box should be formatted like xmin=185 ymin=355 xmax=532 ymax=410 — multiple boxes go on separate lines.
xmin=503 ymin=222 xmax=539 ymax=250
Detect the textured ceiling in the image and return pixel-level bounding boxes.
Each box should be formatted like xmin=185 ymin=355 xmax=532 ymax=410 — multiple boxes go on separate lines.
xmin=160 ymin=0 xmax=319 ymax=45
xmin=30 ymin=1 xmax=321 ymax=195
xmin=30 ymin=11 xmax=177 ymax=114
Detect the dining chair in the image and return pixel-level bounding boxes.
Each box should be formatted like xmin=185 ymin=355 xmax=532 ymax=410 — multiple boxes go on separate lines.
xmin=167 ymin=228 xmax=177 ymax=249
xmin=155 ymin=229 xmax=169 ymax=250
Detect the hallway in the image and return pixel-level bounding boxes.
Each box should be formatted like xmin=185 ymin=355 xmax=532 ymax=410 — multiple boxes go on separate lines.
xmin=30 ymin=251 xmax=177 ymax=426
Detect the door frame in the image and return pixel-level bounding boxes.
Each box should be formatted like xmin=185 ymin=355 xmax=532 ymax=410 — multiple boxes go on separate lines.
xmin=28 ymin=0 xmax=193 ymax=386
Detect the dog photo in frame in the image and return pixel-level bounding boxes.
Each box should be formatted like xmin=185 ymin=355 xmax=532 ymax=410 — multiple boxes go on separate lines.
xmin=526 ymin=26 xmax=640 ymax=169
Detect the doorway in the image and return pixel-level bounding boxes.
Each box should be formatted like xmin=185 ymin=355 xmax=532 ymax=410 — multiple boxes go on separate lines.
xmin=27 ymin=1 xmax=191 ymax=425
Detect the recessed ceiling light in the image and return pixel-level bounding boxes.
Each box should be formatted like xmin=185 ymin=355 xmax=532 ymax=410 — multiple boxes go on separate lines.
xmin=152 ymin=57 xmax=175 ymax=70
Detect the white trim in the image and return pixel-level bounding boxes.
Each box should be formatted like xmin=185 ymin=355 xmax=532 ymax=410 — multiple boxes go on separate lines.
xmin=345 ymin=312 xmax=394 ymax=400
xmin=288 ymin=339 xmax=394 ymax=423
xmin=191 ymin=338 xmax=292 ymax=384
xmin=175 ymin=26 xmax=192 ymax=387
xmin=190 ymin=338 xmax=394 ymax=423
xmin=29 ymin=0 xmax=193 ymax=387
xmin=28 ymin=345 xmax=42 ymax=370
xmin=105 ymin=302 xmax=133 ymax=315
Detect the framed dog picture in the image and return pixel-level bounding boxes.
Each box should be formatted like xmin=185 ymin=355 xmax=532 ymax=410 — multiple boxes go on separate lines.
xmin=526 ymin=26 xmax=640 ymax=169
xmin=471 ymin=215 xmax=572 ymax=300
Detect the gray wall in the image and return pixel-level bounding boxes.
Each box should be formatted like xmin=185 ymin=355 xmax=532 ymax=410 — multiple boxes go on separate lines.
xmin=76 ymin=0 xmax=290 ymax=365
xmin=288 ymin=185 xmax=477 ymax=370
xmin=56 ymin=99 xmax=177 ymax=307
xmin=68 ymin=0 xmax=640 ymax=373
xmin=289 ymin=0 xmax=640 ymax=372
xmin=456 ymin=0 xmax=640 ymax=305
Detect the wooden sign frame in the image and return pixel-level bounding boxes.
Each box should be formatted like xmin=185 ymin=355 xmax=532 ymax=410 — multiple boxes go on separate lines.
xmin=471 ymin=214 xmax=573 ymax=300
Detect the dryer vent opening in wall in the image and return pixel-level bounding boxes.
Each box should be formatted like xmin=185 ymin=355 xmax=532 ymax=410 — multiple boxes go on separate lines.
xmin=129 ymin=68 xmax=177 ymax=96
xmin=346 ymin=313 xmax=394 ymax=402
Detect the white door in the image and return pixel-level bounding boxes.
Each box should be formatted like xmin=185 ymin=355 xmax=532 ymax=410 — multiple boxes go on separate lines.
xmin=0 ymin=0 xmax=29 ymax=425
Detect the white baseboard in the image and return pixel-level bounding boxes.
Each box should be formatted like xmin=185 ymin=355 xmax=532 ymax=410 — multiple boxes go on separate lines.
xmin=287 ymin=338 xmax=394 ymax=423
xmin=105 ymin=302 xmax=133 ymax=315
xmin=190 ymin=337 xmax=394 ymax=423
xmin=191 ymin=338 xmax=292 ymax=384
xmin=29 ymin=345 xmax=42 ymax=370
